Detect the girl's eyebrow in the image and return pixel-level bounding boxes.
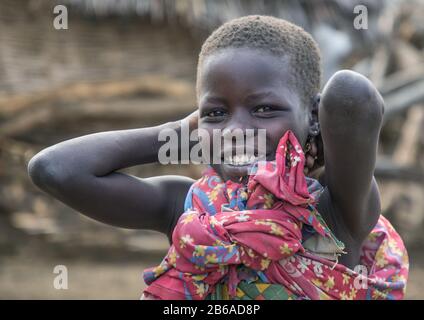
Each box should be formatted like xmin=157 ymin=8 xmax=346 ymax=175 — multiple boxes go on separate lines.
xmin=200 ymin=90 xmax=295 ymax=108
xmin=203 ymin=91 xmax=280 ymax=104
xmin=244 ymin=91 xmax=277 ymax=103
xmin=201 ymin=95 xmax=227 ymax=105
xmin=244 ymin=91 xmax=293 ymax=107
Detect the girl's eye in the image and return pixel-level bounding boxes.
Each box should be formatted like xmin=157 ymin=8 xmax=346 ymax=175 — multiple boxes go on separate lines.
xmin=255 ymin=105 xmax=274 ymax=113
xmin=206 ymin=110 xmax=226 ymax=117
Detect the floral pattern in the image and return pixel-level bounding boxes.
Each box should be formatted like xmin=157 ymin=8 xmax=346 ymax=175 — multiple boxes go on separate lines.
xmin=142 ymin=130 xmax=409 ymax=300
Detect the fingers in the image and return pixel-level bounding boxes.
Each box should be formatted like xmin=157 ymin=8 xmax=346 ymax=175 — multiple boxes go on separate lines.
xmin=310 ymin=142 xmax=318 ymax=157
xmin=304 ymin=139 xmax=319 ymax=176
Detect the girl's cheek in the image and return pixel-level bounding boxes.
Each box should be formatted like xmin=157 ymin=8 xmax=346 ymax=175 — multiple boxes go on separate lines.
xmin=197 ymin=128 xmax=218 ymax=163
xmin=266 ymin=117 xmax=307 ymax=142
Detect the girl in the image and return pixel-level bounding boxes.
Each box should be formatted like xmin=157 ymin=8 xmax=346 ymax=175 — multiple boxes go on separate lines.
xmin=28 ymin=15 xmax=408 ymax=300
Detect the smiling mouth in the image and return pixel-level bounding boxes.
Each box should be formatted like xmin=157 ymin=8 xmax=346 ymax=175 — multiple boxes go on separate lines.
xmin=221 ymin=153 xmax=271 ymax=166
xmin=224 ymin=154 xmax=257 ymax=166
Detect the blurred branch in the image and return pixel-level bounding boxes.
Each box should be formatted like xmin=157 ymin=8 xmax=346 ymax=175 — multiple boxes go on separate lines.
xmin=380 ymin=106 xmax=424 ymax=216
xmin=383 ymin=81 xmax=424 ymax=122
xmin=0 ymin=75 xmax=196 ymax=137
xmin=378 ymin=63 xmax=424 ymax=96
xmin=375 ymin=159 xmax=424 ymax=183
xmin=0 ymin=75 xmax=194 ymax=118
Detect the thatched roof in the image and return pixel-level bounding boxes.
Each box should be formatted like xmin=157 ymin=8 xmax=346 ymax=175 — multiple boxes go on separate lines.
xmin=60 ymin=0 xmax=392 ymax=79
xmin=0 ymin=0 xmax=395 ymax=96
xmin=62 ymin=0 xmax=387 ymax=32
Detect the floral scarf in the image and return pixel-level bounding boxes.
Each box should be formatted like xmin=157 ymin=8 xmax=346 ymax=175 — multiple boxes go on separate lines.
xmin=142 ymin=130 xmax=409 ymax=300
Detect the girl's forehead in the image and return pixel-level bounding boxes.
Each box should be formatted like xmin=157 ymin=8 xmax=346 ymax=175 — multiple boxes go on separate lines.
xmin=202 ymin=47 xmax=291 ymax=74
xmin=198 ymin=48 xmax=299 ymax=104
xmin=199 ymin=48 xmax=293 ymax=87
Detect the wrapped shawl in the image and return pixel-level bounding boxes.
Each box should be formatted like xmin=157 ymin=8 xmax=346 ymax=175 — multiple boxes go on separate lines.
xmin=142 ymin=130 xmax=409 ymax=300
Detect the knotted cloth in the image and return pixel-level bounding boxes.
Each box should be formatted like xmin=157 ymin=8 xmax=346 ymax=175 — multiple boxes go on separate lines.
xmin=142 ymin=130 xmax=409 ymax=300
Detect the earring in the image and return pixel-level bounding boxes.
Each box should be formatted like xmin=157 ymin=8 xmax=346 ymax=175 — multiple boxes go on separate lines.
xmin=310 ymin=122 xmax=320 ymax=136
xmin=314 ymin=94 xmax=321 ymax=106
xmin=305 ymin=141 xmax=312 ymax=153
xmin=304 ymin=135 xmax=318 ymax=175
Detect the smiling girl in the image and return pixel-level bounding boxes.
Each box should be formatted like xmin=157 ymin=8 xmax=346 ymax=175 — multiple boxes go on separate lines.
xmin=28 ymin=15 xmax=408 ymax=300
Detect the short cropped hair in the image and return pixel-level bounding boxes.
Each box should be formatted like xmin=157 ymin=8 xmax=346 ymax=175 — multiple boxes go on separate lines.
xmin=196 ymin=15 xmax=322 ymax=107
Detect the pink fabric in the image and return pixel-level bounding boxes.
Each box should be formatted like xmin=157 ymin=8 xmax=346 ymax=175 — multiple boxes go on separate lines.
xmin=142 ymin=130 xmax=409 ymax=300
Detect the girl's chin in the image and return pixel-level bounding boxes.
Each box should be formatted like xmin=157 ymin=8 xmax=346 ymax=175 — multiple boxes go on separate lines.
xmin=218 ymin=163 xmax=254 ymax=183
xmin=212 ymin=154 xmax=274 ymax=183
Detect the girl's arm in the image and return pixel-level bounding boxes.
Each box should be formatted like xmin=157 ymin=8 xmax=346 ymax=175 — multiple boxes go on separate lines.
xmin=27 ymin=112 xmax=198 ymax=241
xmin=319 ymin=70 xmax=384 ymax=240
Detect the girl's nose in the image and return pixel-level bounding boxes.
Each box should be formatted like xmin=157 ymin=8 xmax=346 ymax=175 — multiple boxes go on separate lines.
xmin=224 ymin=107 xmax=253 ymax=133
xmin=222 ymin=109 xmax=258 ymax=146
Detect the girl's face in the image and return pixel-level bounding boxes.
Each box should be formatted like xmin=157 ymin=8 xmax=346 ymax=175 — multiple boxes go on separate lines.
xmin=197 ymin=48 xmax=311 ymax=183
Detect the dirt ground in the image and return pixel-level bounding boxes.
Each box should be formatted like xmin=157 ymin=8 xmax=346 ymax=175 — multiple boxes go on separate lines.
xmin=0 ymin=226 xmax=164 ymax=299
xmin=1 ymin=219 xmax=423 ymax=300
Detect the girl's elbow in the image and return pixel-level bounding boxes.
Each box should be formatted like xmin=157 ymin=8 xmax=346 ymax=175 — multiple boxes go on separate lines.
xmin=322 ymin=70 xmax=384 ymax=129
xmin=27 ymin=151 xmax=70 ymax=192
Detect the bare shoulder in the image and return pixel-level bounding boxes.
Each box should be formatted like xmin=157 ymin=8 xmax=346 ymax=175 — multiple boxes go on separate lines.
xmin=154 ymin=175 xmax=195 ymax=242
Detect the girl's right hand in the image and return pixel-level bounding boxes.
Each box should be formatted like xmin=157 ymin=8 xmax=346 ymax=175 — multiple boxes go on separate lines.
xmin=183 ymin=110 xmax=199 ymax=132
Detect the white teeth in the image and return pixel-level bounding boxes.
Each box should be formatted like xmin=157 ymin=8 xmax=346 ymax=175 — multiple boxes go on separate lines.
xmin=224 ymin=154 xmax=257 ymax=165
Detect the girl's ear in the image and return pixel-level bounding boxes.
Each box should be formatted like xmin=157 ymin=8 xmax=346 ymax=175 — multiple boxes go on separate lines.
xmin=308 ymin=93 xmax=320 ymax=136
xmin=306 ymin=93 xmax=325 ymax=174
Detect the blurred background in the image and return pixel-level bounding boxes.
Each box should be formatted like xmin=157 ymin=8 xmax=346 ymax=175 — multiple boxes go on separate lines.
xmin=0 ymin=0 xmax=423 ymax=299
